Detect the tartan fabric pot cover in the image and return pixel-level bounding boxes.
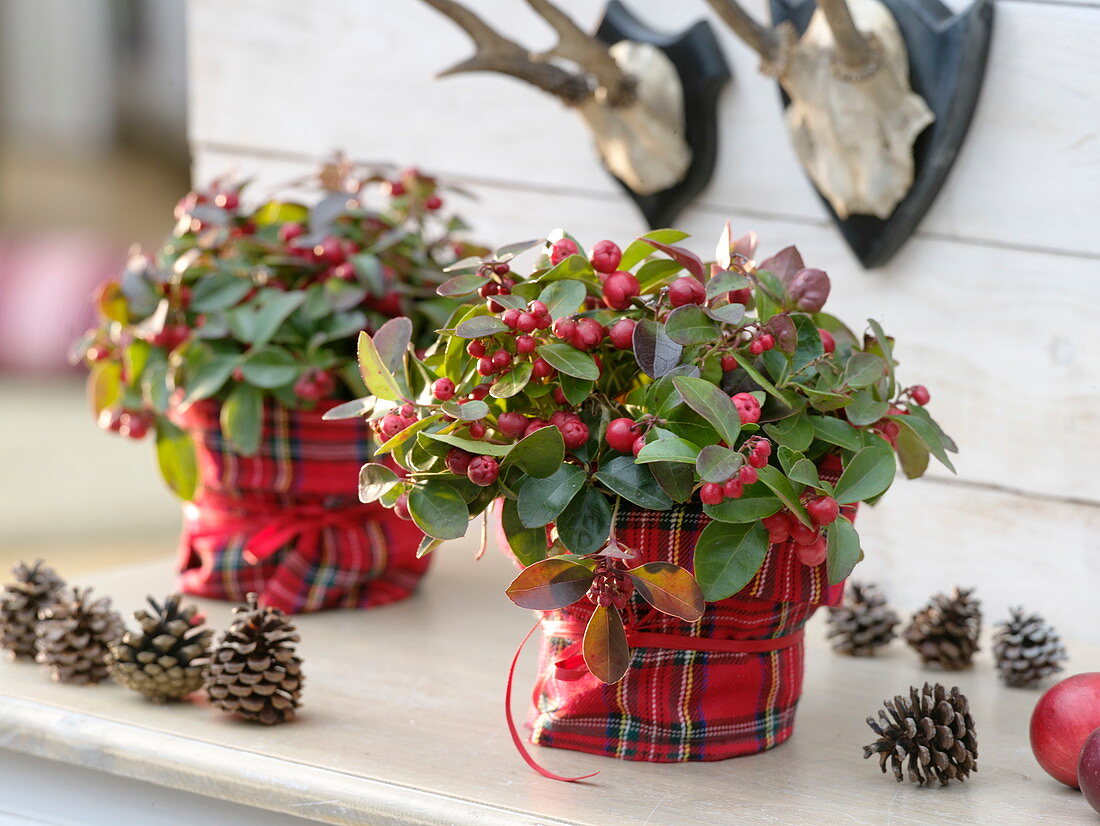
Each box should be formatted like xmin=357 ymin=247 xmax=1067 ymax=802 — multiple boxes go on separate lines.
xmin=520 ymin=499 xmax=851 ymax=763
xmin=172 ymin=400 xmax=428 ymax=614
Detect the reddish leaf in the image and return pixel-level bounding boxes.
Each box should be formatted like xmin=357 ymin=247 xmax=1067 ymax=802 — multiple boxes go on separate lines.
xmin=505 ymin=557 xmax=594 ymax=610
xmin=715 ymin=222 xmax=759 ymax=269
xmin=756 ymin=245 xmax=804 ymax=280
xmin=765 ymin=313 xmax=798 ymax=354
xmin=627 ymin=562 xmax=705 ymax=622
xmin=583 ymin=605 xmax=630 ymax=684
xmin=643 ymin=239 xmax=705 ymax=280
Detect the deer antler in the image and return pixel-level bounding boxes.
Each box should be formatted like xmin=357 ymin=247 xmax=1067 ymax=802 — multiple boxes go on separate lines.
xmin=702 ymin=0 xmax=782 ymax=66
xmin=815 ymin=0 xmax=876 ymax=72
xmin=422 ymin=0 xmax=634 ymax=108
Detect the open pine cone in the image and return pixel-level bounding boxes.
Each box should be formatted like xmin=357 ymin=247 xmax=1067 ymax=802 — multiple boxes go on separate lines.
xmin=864 ymin=682 xmax=978 ymax=786
xmin=204 ymin=593 xmax=303 ymax=725
xmin=992 ymin=607 xmax=1067 ymax=688
xmin=109 ymin=594 xmax=213 ymax=702
xmin=35 ymin=587 xmax=123 ymax=684
xmin=904 ymin=587 xmax=982 ymax=669
xmin=0 ymin=560 xmax=65 ymax=660
xmin=826 ymin=581 xmax=900 ymax=656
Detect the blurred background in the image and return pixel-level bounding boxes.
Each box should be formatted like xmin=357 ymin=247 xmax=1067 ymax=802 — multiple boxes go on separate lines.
xmin=0 ymin=0 xmax=188 ymax=572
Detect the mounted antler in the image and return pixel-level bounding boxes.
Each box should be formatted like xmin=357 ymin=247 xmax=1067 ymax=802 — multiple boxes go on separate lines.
xmin=422 ymin=0 xmax=692 ymax=195
xmin=705 ymin=0 xmax=933 ymax=220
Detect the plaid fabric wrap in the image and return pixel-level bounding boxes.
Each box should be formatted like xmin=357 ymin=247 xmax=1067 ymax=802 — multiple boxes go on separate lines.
xmin=526 ymin=458 xmax=853 ymax=763
xmin=173 ymin=400 xmax=429 ymax=614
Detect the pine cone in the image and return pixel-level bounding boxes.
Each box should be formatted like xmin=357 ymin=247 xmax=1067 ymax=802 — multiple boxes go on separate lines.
xmin=864 ymin=682 xmax=978 ymax=786
xmin=109 ymin=594 xmax=213 ymax=702
xmin=992 ymin=607 xmax=1067 ymax=688
xmin=904 ymin=587 xmax=982 ymax=669
xmin=204 ymin=594 xmax=303 ymax=725
xmin=827 ymin=581 xmax=900 ymax=656
xmin=35 ymin=587 xmax=123 ymax=684
xmin=0 ymin=560 xmax=65 ymax=660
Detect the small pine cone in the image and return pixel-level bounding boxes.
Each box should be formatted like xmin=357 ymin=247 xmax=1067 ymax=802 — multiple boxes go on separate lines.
xmin=864 ymin=682 xmax=978 ymax=786
xmin=109 ymin=594 xmax=213 ymax=702
xmin=0 ymin=560 xmax=66 ymax=659
xmin=35 ymin=587 xmax=123 ymax=684
xmin=992 ymin=607 xmax=1067 ymax=688
xmin=827 ymin=581 xmax=900 ymax=656
xmin=904 ymin=587 xmax=982 ymax=669
xmin=203 ymin=594 xmax=303 ymax=725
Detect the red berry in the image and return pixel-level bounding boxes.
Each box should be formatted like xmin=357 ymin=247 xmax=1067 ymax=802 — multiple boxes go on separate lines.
xmin=818 ymin=328 xmax=835 ymax=354
xmin=523 ymin=419 xmax=549 ymax=438
xmin=589 ymin=240 xmax=622 ymax=274
xmin=491 ymin=349 xmax=512 ymax=370
xmin=279 ymin=223 xmax=304 ymax=243
xmin=549 ymin=410 xmax=577 ymax=428
xmin=553 ymin=317 xmax=577 ymax=341
xmin=528 ymin=300 xmax=548 ymax=317
xmin=790 ymin=521 xmax=819 ymax=546
xmin=445 ymin=447 xmax=474 ymax=475
xmin=316 ymin=236 xmax=346 ymax=265
xmin=432 ymin=378 xmax=455 ymax=401
xmin=731 ymin=393 xmax=761 ymax=425
xmin=738 ymin=466 xmax=758 ymax=485
xmin=910 ymin=385 xmax=931 ymax=406
xmin=606 ymin=418 xmax=639 ymax=453
xmin=493 ymin=263 xmax=511 ymax=276
xmin=602 ymin=271 xmax=640 ymax=311
xmin=574 ymin=317 xmax=603 ymax=351
xmin=468 ymin=421 xmax=487 ymax=439
xmin=478 ymin=281 xmax=499 ymax=299
xmin=467 ymin=456 xmax=500 ymax=487
xmin=425 ymin=194 xmax=443 ymax=210
xmin=608 ymin=318 xmax=636 ymax=350
xmin=515 ymin=312 xmax=538 ymax=334
xmin=531 ymin=358 xmax=555 ymax=380
xmin=749 ymin=339 xmax=764 ymax=356
xmin=332 ymin=262 xmax=356 ymax=281
xmin=762 ymin=512 xmax=793 ymax=543
xmin=388 ymin=180 xmax=406 ymax=196
xmin=515 ymin=335 xmax=536 ymax=354
xmin=379 ymin=413 xmax=405 ymax=440
xmin=394 ymin=493 xmax=413 ymax=521
xmin=294 ymin=373 xmax=324 ymax=401
xmin=467 ymin=340 xmax=486 ymax=358
xmin=97 ymin=408 xmax=125 ymax=433
xmin=720 ymin=354 xmax=738 ymax=372
xmin=214 ymin=191 xmax=239 ymax=210
xmin=477 ymin=357 xmax=495 ymax=376
xmin=668 ymin=276 xmax=705 ymax=308
xmin=877 ymin=419 xmax=900 ymax=447
xmin=796 ymin=536 xmax=828 ymax=566
xmin=722 ymin=478 xmax=744 ymax=500
xmin=560 ymin=420 xmax=589 ymax=450
xmin=552 ymin=387 xmax=569 ymax=405
xmin=502 ymin=308 xmax=521 ymax=328
xmin=498 ymin=411 xmax=528 ymax=439
xmin=760 ymin=333 xmax=775 ymax=351
xmin=699 ymin=483 xmax=723 ymax=505
xmin=806 ymin=496 xmax=840 ymax=527
xmin=118 ymin=410 xmax=151 ymax=440
xmin=469 ymin=384 xmax=490 ymax=401
xmin=549 ymin=238 xmax=580 ymax=265
xmin=632 ymin=436 xmax=646 ymax=457
xmin=728 ymin=287 xmax=752 ymax=306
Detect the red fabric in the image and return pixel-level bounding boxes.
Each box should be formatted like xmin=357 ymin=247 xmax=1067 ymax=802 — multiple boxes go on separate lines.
xmin=514 ymin=456 xmax=854 ymax=763
xmin=173 ymin=400 xmax=429 ymax=614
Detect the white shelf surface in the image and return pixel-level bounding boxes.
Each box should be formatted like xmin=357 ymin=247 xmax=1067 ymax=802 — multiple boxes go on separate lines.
xmin=0 ymin=541 xmax=1097 ymax=825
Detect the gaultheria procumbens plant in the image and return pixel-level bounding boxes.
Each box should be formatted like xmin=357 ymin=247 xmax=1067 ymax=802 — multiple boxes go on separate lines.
xmin=344 ymin=226 xmax=955 ymax=683
xmin=74 ymin=161 xmax=487 ymax=500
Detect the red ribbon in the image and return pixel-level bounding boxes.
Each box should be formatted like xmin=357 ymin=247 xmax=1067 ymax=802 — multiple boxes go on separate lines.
xmin=506 ymin=616 xmax=806 ymax=782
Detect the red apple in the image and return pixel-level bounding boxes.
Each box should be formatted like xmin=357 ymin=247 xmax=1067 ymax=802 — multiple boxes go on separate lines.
xmin=1030 ymin=672 xmax=1100 ymax=787
xmin=1080 ymin=728 xmax=1100 ymax=814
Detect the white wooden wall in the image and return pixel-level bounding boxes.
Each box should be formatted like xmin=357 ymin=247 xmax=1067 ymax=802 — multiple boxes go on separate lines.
xmin=187 ymin=0 xmax=1100 ymax=643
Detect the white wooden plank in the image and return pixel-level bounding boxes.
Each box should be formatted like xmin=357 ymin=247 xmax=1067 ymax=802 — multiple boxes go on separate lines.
xmin=0 ymin=550 xmax=1097 ymax=826
xmin=194 ymin=147 xmax=1100 ymax=505
xmin=187 ymin=0 xmax=1100 ymax=256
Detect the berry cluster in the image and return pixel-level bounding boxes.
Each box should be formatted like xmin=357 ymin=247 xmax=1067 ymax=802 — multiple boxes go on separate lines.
xmin=97 ymin=408 xmax=153 ymax=440
xmin=699 ymin=437 xmax=772 ymax=505
xmin=761 ymin=494 xmax=841 ymax=566
xmin=586 ymin=561 xmax=634 ymax=611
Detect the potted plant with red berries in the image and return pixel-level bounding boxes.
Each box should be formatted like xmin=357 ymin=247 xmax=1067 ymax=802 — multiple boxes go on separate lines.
xmin=75 ymin=160 xmax=487 ymax=613
xmin=346 ymin=225 xmax=954 ymax=772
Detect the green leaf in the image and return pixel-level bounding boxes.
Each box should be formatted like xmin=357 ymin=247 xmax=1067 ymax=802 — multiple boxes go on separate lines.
xmin=559 ymin=374 xmax=593 ymax=406
xmin=665 ymin=304 xmax=718 ymax=346
xmin=358 ymin=462 xmax=400 ymax=503
xmin=672 ymin=377 xmax=743 ymax=445
xmin=731 ymin=352 xmax=788 ymax=403
xmin=619 ymin=228 xmax=689 ymax=271
xmin=220 ymin=383 xmax=263 ymax=455
xmin=189 ymin=273 xmax=253 ymax=313
xmin=866 ymin=319 xmax=895 ymax=396
xmin=705 ymin=303 xmax=746 ymax=325
xmin=594 ymin=457 xmax=673 ymax=510
xmin=357 ymin=331 xmax=403 ymax=402
xmin=455 ymin=315 xmax=509 ymax=338
xmin=846 ymin=390 xmax=890 ymax=426
xmin=649 ymin=460 xmax=694 ymax=503
xmin=240 ymin=346 xmax=300 ymax=389
xmin=374 ymin=413 xmax=441 ymax=455
xmin=894 ymin=419 xmax=931 ymax=479
xmin=154 ymin=419 xmax=197 ymax=500
xmin=803 ymin=388 xmax=852 ymax=412
xmin=180 ymin=355 xmax=240 ymax=407
xmin=889 ymin=414 xmax=956 ymax=473
xmin=635 ymin=259 xmax=682 ymax=292
xmin=790 ymin=314 xmax=824 ymax=375
xmin=323 ymin=277 xmax=368 ymax=312
xmin=764 ymin=412 xmax=813 ymax=452
xmin=635 ymin=436 xmax=700 ymax=465
xmin=538 ymin=279 xmax=587 ymax=320
xmin=490 ymin=362 xmax=532 ymax=398
xmin=844 ymin=352 xmax=886 ymax=388
xmin=705 ymin=269 xmax=750 ymax=299
xmin=496 ymin=238 xmax=544 ymax=260
xmin=536 ymin=343 xmax=599 ymax=380
xmin=373 ymin=317 xmax=412 ymax=375
xmin=517 ymin=464 xmax=586 ymax=528
xmin=811 ymin=416 xmax=862 ymax=451
xmin=633 ymin=319 xmax=682 ymax=379
xmin=756 ymin=465 xmax=812 ymax=526
xmin=826 ymin=517 xmax=861 ymax=585
xmin=583 ymin=605 xmax=630 ymax=684
xmin=694 ymin=522 xmax=769 ymax=601
xmin=437 ymin=274 xmax=485 ymax=297
xmin=557 ymin=486 xmax=612 ymax=554
xmin=703 ymin=494 xmax=782 ymax=523
xmin=253 ymin=200 xmax=308 ymax=225
xmin=833 ymin=444 xmax=896 ymax=504
xmin=440 ymin=399 xmax=489 ymax=421
xmin=627 ymin=562 xmax=705 ymax=621
xmin=695 ymin=444 xmax=744 ymax=483
xmin=416 ymin=536 xmax=445 ymax=559
xmin=423 ymin=431 xmax=512 ymax=457
xmin=351 ymin=253 xmax=386 ymax=295
xmin=501 ymin=498 xmax=550 ymax=566
xmin=503 ymin=424 xmax=565 ymax=478
xmin=506 ymin=556 xmax=594 ymax=610
xmin=250 ymin=290 xmax=308 ymax=348
xmin=408 ymin=481 xmax=470 ymax=540
xmin=788 ymin=458 xmax=821 ymax=489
